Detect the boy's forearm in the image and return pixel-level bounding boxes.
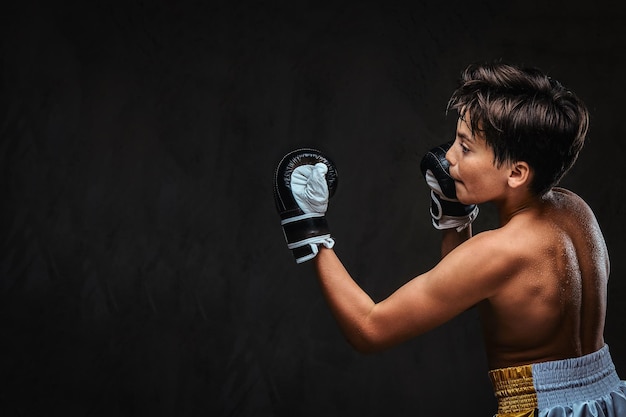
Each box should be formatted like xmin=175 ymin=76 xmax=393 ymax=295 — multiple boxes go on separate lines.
xmin=441 ymin=226 xmax=472 ymax=258
xmin=313 ymin=247 xmax=377 ymax=352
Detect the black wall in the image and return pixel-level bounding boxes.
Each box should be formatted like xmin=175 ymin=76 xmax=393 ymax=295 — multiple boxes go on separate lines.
xmin=1 ymin=1 xmax=625 ymax=416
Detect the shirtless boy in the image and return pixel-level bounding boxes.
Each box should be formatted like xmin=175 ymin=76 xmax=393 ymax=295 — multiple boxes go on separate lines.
xmin=273 ymin=62 xmax=626 ymax=416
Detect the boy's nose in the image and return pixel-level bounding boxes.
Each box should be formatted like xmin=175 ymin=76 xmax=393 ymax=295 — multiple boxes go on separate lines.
xmin=445 ymin=142 xmax=456 ymax=166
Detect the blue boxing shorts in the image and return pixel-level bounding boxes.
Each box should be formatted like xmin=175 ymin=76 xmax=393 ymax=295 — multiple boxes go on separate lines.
xmin=488 ymin=345 xmax=626 ymax=417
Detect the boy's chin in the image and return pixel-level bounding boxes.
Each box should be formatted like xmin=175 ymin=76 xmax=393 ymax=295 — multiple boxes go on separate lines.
xmin=456 ymin=194 xmax=478 ymax=206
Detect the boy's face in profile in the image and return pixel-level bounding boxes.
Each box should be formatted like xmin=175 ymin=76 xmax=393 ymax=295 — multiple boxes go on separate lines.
xmin=446 ymin=112 xmax=512 ymax=205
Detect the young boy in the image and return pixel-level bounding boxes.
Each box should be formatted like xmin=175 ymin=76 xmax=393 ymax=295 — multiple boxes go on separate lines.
xmin=273 ymin=62 xmax=626 ymax=416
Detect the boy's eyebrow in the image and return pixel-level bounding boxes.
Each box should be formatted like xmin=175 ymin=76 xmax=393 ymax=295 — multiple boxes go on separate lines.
xmin=458 ymin=130 xmax=474 ymax=142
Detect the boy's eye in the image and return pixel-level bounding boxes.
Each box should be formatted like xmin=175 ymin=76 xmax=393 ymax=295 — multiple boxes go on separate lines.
xmin=460 ymin=143 xmax=469 ymax=153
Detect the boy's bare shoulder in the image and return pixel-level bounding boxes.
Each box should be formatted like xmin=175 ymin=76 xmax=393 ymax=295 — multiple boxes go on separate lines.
xmin=448 ymin=225 xmax=536 ymax=286
xmin=455 ymin=205 xmax=565 ymax=274
xmin=546 ymin=187 xmax=603 ymax=233
xmin=548 ymin=187 xmax=594 ymax=214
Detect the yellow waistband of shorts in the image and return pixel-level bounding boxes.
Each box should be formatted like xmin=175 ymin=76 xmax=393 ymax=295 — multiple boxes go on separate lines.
xmin=489 ymin=364 xmax=538 ymax=415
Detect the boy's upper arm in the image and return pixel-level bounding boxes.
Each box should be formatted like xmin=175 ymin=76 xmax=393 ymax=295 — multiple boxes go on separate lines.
xmin=366 ymin=232 xmax=518 ymax=347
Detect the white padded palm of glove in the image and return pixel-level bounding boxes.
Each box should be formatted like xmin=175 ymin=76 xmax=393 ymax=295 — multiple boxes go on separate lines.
xmin=290 ymin=163 xmax=329 ymax=215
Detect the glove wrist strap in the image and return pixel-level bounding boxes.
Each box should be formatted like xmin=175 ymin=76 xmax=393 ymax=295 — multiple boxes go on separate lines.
xmin=289 ymin=236 xmax=335 ymax=264
xmin=432 ymin=205 xmax=479 ymax=231
xmin=281 ymin=215 xmax=330 ymax=244
xmin=281 ymin=214 xmax=334 ymax=263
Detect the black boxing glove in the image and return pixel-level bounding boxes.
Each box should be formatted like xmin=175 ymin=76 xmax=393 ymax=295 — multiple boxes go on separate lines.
xmin=420 ymin=141 xmax=478 ymax=231
xmin=274 ymin=148 xmax=338 ymax=263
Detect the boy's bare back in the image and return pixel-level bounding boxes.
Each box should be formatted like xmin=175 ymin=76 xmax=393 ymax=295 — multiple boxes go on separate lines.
xmin=478 ymin=187 xmax=609 ymax=369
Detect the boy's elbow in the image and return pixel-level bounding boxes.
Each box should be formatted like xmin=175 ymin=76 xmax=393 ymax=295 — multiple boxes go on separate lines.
xmin=345 ymin=322 xmax=388 ymax=354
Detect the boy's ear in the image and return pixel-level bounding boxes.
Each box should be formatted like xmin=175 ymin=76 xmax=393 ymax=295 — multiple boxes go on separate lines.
xmin=508 ymin=161 xmax=531 ymax=189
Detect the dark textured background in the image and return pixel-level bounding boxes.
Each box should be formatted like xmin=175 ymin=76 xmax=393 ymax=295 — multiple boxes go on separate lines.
xmin=1 ymin=1 xmax=625 ymax=416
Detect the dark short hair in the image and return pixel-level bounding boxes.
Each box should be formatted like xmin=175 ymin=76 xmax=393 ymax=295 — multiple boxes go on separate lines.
xmin=447 ymin=62 xmax=589 ymax=196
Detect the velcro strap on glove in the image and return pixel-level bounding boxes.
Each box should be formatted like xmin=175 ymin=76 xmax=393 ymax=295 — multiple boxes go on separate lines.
xmin=281 ymin=213 xmax=335 ymax=263
xmin=281 ymin=214 xmax=331 ymax=245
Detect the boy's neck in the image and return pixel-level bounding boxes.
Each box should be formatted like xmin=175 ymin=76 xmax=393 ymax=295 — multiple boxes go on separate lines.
xmin=496 ymin=190 xmax=543 ymax=227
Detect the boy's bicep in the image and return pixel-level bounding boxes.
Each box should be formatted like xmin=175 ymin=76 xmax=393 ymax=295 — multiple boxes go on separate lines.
xmin=369 ymin=240 xmax=506 ymax=344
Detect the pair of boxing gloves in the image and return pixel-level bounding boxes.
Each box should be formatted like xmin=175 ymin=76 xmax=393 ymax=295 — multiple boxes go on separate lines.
xmin=273 ymin=142 xmax=479 ymax=263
